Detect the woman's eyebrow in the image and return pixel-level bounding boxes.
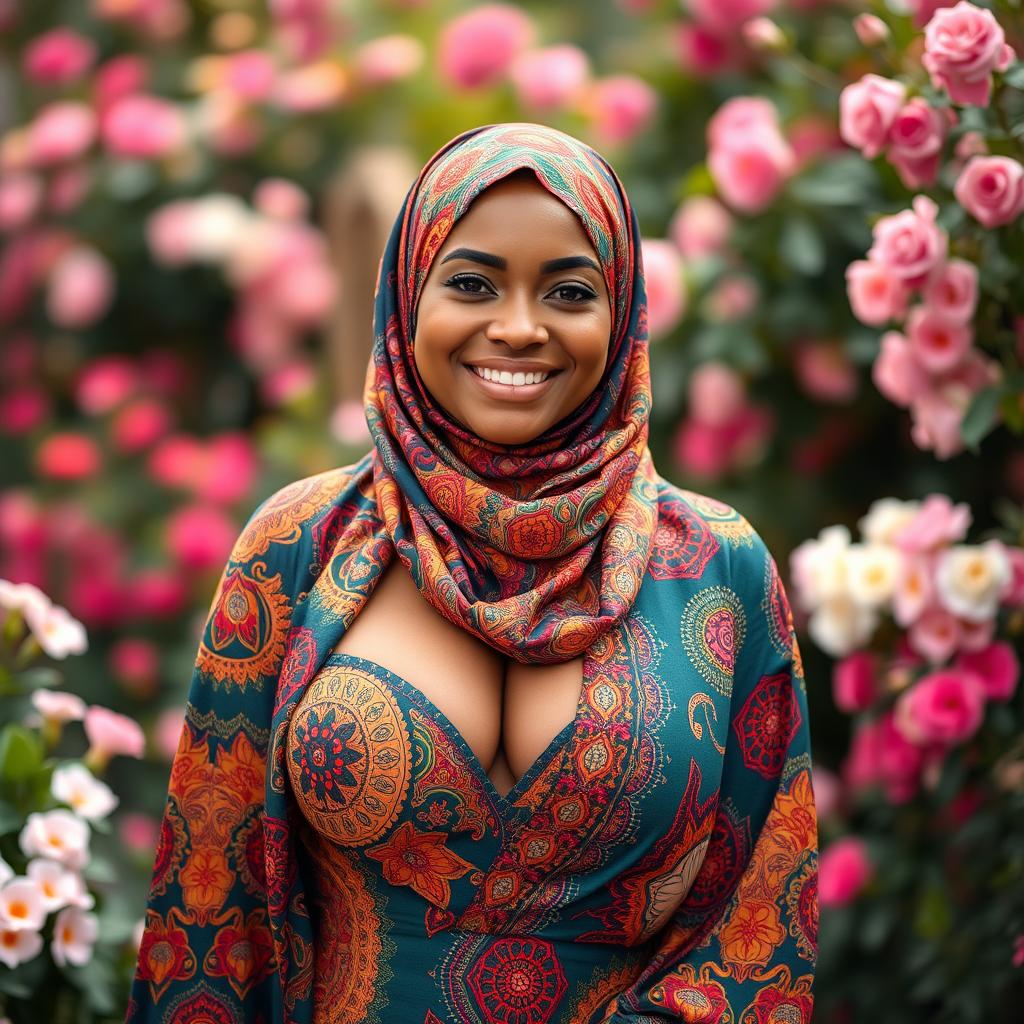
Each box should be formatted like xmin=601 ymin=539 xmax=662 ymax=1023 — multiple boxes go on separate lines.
xmin=440 ymin=247 xmax=601 ymax=275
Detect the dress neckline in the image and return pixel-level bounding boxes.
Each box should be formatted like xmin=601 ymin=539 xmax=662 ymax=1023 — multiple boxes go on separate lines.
xmin=322 ymin=651 xmax=589 ymax=812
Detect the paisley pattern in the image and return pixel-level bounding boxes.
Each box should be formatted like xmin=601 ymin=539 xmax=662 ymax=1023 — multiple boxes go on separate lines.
xmin=127 ymin=121 xmax=816 ymax=1024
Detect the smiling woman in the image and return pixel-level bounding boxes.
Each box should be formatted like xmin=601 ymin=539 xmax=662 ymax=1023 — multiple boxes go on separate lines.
xmin=127 ymin=123 xmax=817 ymax=1024
xmin=413 ymin=170 xmax=613 ymax=445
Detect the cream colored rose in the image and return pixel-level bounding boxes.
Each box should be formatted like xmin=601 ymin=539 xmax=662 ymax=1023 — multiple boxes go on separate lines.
xmin=846 ymin=543 xmax=901 ymax=608
xmin=935 ymin=541 xmax=1011 ymax=623
xmin=857 ymin=498 xmax=920 ymax=545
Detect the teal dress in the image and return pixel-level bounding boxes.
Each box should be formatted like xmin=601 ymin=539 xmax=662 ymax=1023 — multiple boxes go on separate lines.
xmin=126 ymin=464 xmax=817 ymax=1023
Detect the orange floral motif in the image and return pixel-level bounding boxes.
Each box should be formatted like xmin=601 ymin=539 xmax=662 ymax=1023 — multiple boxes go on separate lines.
xmin=719 ymin=899 xmax=787 ymax=982
xmin=365 ymin=820 xmax=475 ymax=908
xmin=647 ymin=962 xmax=729 ymax=1022
xmin=179 ymin=847 xmax=234 ymax=926
xmin=204 ymin=907 xmax=276 ymax=1001
xmin=136 ymin=907 xmax=196 ymax=1001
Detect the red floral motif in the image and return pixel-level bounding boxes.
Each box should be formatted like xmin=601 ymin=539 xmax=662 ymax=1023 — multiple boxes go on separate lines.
xmin=262 ymin=814 xmax=297 ymax=919
xmin=136 ymin=908 xmax=196 ymax=1001
xmin=165 ymin=986 xmax=238 ymax=1024
xmin=466 ymin=936 xmax=567 ymax=1024
xmin=648 ymin=491 xmax=720 ymax=580
xmin=204 ymin=907 xmax=276 ymax=1000
xmin=149 ymin=801 xmax=187 ymax=898
xmin=648 ymin=963 xmax=729 ymax=1021
xmin=504 ymin=507 xmax=566 ymax=557
xmin=733 ymin=672 xmax=801 ymax=781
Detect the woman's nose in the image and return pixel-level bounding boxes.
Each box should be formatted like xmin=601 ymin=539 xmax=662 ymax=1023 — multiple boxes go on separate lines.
xmin=484 ymin=290 xmax=549 ymax=347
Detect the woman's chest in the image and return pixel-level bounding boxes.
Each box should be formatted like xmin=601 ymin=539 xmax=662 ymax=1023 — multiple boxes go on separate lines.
xmin=331 ymin=560 xmax=585 ymax=795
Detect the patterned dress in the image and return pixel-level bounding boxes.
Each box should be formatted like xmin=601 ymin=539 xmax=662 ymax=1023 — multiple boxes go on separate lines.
xmin=127 ymin=457 xmax=817 ymax=1024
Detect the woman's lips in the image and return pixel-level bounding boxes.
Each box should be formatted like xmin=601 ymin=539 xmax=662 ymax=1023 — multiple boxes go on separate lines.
xmin=463 ymin=364 xmax=563 ymax=402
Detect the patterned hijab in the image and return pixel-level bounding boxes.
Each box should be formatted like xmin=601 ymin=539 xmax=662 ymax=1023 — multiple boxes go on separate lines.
xmin=363 ymin=121 xmax=658 ymax=663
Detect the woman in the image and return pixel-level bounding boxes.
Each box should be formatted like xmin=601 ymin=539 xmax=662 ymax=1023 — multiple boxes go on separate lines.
xmin=127 ymin=122 xmax=817 ymax=1024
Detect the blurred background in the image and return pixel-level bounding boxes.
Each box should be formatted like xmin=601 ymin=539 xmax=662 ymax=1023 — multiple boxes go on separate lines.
xmin=0 ymin=0 xmax=1022 ymax=1020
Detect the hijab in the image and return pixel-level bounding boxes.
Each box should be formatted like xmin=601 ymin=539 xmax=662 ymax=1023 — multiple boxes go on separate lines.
xmin=363 ymin=121 xmax=658 ymax=664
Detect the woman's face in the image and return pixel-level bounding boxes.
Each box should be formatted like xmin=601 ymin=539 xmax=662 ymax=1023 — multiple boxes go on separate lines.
xmin=413 ymin=173 xmax=612 ymax=446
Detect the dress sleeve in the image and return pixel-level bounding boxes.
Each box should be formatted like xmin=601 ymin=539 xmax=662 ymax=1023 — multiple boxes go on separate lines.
xmin=125 ymin=487 xmax=309 ymax=1023
xmin=598 ymin=532 xmax=818 ymax=1023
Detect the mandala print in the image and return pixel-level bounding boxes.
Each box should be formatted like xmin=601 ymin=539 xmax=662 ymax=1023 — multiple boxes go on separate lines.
xmin=647 ymin=491 xmax=720 ymax=581
xmin=732 ymin=672 xmax=801 ymax=781
xmin=680 ymin=586 xmax=746 ymax=696
xmin=466 ymin=937 xmax=568 ymax=1024
xmin=678 ymin=492 xmax=756 ymax=547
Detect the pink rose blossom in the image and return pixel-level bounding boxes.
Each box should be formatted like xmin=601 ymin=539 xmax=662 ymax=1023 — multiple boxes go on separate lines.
xmin=23 ymin=28 xmax=96 ymax=86
xmin=109 ymin=637 xmax=160 ymax=698
xmin=119 ymin=813 xmax=159 ymax=855
xmin=908 ymin=604 xmax=962 ymax=663
xmin=197 ymin=433 xmax=259 ymax=505
xmin=26 ymin=102 xmax=97 ymax=166
xmin=793 ymin=340 xmax=858 ymax=403
xmin=905 ymin=305 xmax=973 ymax=374
xmin=819 ymin=836 xmax=873 ymax=906
xmin=223 ymin=49 xmax=278 ymax=101
xmin=833 ymin=651 xmax=877 ymax=712
xmin=708 ymin=128 xmax=795 ymax=213
xmin=839 ymin=74 xmax=906 ymax=159
xmin=669 ymin=196 xmax=733 ymax=261
xmin=125 ymin=568 xmax=186 ymax=620
xmin=165 ymin=503 xmax=236 ymax=570
xmin=872 ymin=331 xmax=929 ymax=407
xmin=909 ymin=387 xmax=971 ymax=459
xmin=886 ymin=98 xmax=954 ymax=189
xmin=252 ymin=179 xmax=309 ymax=222
xmin=867 ymin=195 xmax=947 ymax=289
xmin=75 ymin=356 xmax=138 ymax=415
xmin=84 ymin=705 xmax=145 ymax=766
xmin=47 ymin=165 xmax=93 ymax=215
xmin=585 ymin=75 xmax=657 ymax=146
xmin=688 ymin=0 xmax=778 ymax=38
xmin=437 ymin=4 xmax=535 ymax=90
xmin=854 ymin=14 xmax=890 ymax=46
xmin=955 ymin=642 xmax=1019 ymax=701
xmin=953 ymin=155 xmax=1024 ymax=229
xmin=845 ymin=259 xmax=909 ymax=326
xmin=1002 ymin=546 xmax=1024 ymax=607
xmin=843 ymin=711 xmax=924 ymax=803
xmin=707 ymin=96 xmax=780 ymax=149
xmin=922 ymin=2 xmax=1015 ymax=107
xmin=509 ymin=45 xmax=589 ymax=110
xmin=957 ymin=616 xmax=995 ymax=652
xmin=0 ymin=172 xmax=44 ymax=231
xmin=0 ymin=390 xmax=49 ymax=435
xmin=688 ymin=362 xmax=746 ymax=427
xmin=35 ymin=432 xmax=101 ymax=482
xmin=922 ymin=258 xmax=977 ymax=324
xmin=93 ymin=55 xmax=149 ymax=116
xmin=110 ymin=398 xmax=173 ymax=453
xmin=640 ymin=240 xmax=686 ymax=338
xmin=702 ymin=274 xmax=759 ymax=322
xmin=742 ymin=18 xmax=786 ymax=54
xmin=147 ymin=434 xmax=204 ymax=489
xmin=353 ymin=34 xmax=425 ymax=88
xmin=674 ymin=23 xmax=739 ymax=79
xmin=895 ymin=667 xmax=986 ymax=746
xmin=46 ymin=245 xmax=115 ymax=329
xmin=894 ymin=494 xmax=972 ymax=553
xmin=101 ymin=94 xmax=187 ymax=160
xmin=145 ymin=200 xmax=195 ymax=267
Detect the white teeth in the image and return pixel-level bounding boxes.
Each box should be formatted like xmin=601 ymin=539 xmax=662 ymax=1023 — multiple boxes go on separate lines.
xmin=471 ymin=366 xmax=550 ymax=386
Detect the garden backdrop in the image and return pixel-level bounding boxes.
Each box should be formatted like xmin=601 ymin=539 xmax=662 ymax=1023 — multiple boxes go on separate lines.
xmin=0 ymin=1 xmax=1023 ymax=1021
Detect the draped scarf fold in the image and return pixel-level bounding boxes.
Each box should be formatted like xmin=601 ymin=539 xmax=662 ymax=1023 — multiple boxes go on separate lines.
xmin=363 ymin=121 xmax=658 ymax=663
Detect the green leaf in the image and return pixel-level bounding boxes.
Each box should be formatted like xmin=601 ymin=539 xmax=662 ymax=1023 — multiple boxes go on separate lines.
xmin=961 ymin=385 xmax=1001 ymax=449
xmin=17 ymin=667 xmax=64 ymax=690
xmin=0 ymin=724 xmax=44 ymax=781
xmin=0 ymin=798 xmax=22 ymax=834
xmin=779 ymin=216 xmax=825 ymax=276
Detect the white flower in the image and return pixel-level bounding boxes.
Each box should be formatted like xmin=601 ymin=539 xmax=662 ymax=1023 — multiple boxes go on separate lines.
xmin=21 ymin=600 xmax=87 ymax=659
xmin=189 ymin=193 xmax=253 ymax=264
xmin=0 ymin=877 xmax=46 ymax=931
xmin=0 ymin=579 xmax=51 ymax=619
xmin=19 ymin=809 xmax=90 ymax=869
xmin=846 ymin=543 xmax=901 ymax=608
xmin=808 ymin=594 xmax=878 ymax=657
xmin=935 ymin=541 xmax=1011 ymax=623
xmin=31 ymin=689 xmax=87 ymax=724
xmin=52 ymin=764 xmax=119 ymax=821
xmin=51 ymin=906 xmax=98 ymax=967
xmin=26 ymin=859 xmax=94 ymax=913
xmin=0 ymin=857 xmax=12 ymax=886
xmin=790 ymin=525 xmax=852 ymax=610
xmin=0 ymin=922 xmax=43 ymax=968
xmin=858 ymin=498 xmax=920 ymax=545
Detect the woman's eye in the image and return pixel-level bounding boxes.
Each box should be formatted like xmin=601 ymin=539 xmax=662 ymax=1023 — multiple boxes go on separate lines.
xmin=444 ymin=274 xmax=491 ymax=296
xmin=551 ymin=284 xmax=596 ymax=304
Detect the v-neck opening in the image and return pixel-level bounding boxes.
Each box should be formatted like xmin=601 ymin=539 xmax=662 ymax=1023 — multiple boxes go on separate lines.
xmin=322 ymin=650 xmax=590 ymax=812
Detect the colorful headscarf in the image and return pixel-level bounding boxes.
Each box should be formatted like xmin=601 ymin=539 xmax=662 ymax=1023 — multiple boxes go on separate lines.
xmin=365 ymin=121 xmax=658 ymax=663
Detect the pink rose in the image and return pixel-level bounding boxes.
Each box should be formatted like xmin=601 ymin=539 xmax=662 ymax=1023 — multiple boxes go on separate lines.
xmin=895 ymin=494 xmax=972 ymax=553
xmin=125 ymin=568 xmax=187 ymax=620
xmin=708 ymin=127 xmax=795 ymax=213
xmin=688 ymin=362 xmax=746 ymax=426
xmin=922 ymin=1 xmax=1015 ymax=107
xmin=872 ymin=331 xmax=929 ymax=407
xmin=921 ymin=258 xmax=978 ymax=323
xmin=844 ymin=711 xmax=925 ymax=803
xmin=109 ymin=637 xmax=160 ymax=698
xmin=707 ymin=95 xmax=780 ymax=149
xmin=819 ymin=836 xmax=873 ymax=906
xmin=909 ymin=385 xmax=973 ymax=459
xmin=23 ymin=28 xmax=97 ymax=86
xmin=223 ymin=49 xmax=278 ymax=101
xmin=46 ymin=245 xmax=115 ymax=329
xmin=905 ymin=305 xmax=973 ymax=374
xmin=955 ymin=642 xmax=1019 ymax=701
xmin=845 ymin=259 xmax=909 ymax=326
xmin=854 ymin=14 xmax=890 ymax=46
xmin=253 ymin=179 xmax=309 ymax=221
xmin=640 ymin=239 xmax=686 ymax=338
xmin=165 ymin=503 xmax=236 ymax=570
xmin=793 ymin=340 xmax=858 ymax=403
xmin=0 ymin=172 xmax=44 ymax=232
xmin=674 ymin=23 xmax=739 ymax=79
xmin=93 ymin=55 xmax=149 ymax=116
xmin=688 ymin=0 xmax=778 ymax=38
xmin=953 ymin=155 xmax=1024 ymax=229
xmin=110 ymin=398 xmax=173 ymax=453
xmin=101 ymin=94 xmax=187 ymax=159
xmin=908 ymin=604 xmax=962 ymax=663
xmin=867 ymin=195 xmax=947 ymax=288
xmin=1002 ymin=546 xmax=1024 ymax=607
xmin=75 ymin=356 xmax=138 ymax=415
xmin=509 ymin=45 xmax=589 ymax=110
xmin=35 ymin=432 xmax=102 ymax=481
xmin=437 ymin=4 xmax=535 ymax=90
xmin=886 ymin=98 xmax=954 ymax=189
xmin=585 ymin=75 xmax=657 ymax=145
xmin=833 ymin=651 xmax=876 ymax=712
xmin=702 ymin=273 xmax=759 ymax=322
xmin=895 ymin=667 xmax=986 ymax=746
xmin=669 ymin=196 xmax=733 ymax=261
xmin=27 ymin=102 xmax=97 ymax=166
xmin=839 ymin=74 xmax=906 ymax=159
